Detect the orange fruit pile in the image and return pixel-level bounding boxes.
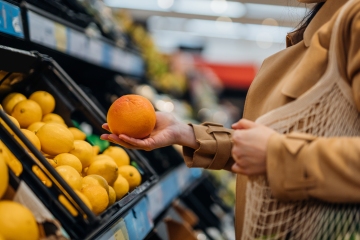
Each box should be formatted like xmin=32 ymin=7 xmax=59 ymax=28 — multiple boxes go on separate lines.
xmin=107 ymin=94 xmax=156 ymax=139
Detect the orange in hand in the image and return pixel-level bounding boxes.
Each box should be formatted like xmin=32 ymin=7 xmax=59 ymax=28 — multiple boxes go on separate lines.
xmin=107 ymin=94 xmax=156 ymax=139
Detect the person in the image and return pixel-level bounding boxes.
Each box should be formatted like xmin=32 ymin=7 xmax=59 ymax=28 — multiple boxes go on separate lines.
xmin=101 ymin=0 xmax=360 ymax=239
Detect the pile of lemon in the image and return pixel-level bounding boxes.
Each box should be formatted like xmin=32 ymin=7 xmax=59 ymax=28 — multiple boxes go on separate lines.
xmin=0 ymin=140 xmax=39 ymax=240
xmin=0 ymin=91 xmax=142 ymax=216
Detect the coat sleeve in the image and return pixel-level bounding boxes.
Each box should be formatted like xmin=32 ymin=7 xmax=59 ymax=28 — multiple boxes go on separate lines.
xmin=267 ymin=4 xmax=360 ymax=203
xmin=182 ymin=122 xmax=235 ymax=171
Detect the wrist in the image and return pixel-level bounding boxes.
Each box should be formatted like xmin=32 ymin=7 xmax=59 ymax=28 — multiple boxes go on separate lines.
xmin=176 ymin=123 xmax=199 ymax=149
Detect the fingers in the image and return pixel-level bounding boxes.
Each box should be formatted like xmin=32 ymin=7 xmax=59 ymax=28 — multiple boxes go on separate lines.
xmin=231 ymin=163 xmax=247 ymax=175
xmin=232 ymin=118 xmax=257 ymax=130
xmin=100 ymin=134 xmax=138 ymax=149
xmin=102 ymin=123 xmax=111 ymax=132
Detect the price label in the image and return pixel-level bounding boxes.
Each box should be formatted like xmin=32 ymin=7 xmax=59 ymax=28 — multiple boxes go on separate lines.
xmin=28 ymin=11 xmax=56 ymax=49
xmin=68 ymin=29 xmax=87 ymax=59
xmin=54 ymin=23 xmax=67 ymax=52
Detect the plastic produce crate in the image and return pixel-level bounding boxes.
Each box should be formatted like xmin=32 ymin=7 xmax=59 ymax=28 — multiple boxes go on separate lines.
xmin=0 ymin=45 xmax=158 ymax=239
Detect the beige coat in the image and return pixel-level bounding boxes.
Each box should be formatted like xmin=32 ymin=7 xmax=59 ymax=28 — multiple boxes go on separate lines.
xmin=182 ymin=0 xmax=360 ymax=239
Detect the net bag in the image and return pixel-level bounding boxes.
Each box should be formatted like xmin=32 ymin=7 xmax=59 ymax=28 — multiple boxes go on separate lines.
xmin=242 ymin=1 xmax=360 ymax=239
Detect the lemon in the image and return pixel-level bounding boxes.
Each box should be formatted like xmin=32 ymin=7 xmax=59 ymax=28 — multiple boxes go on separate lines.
xmin=112 ymin=174 xmax=129 ymax=200
xmin=68 ymin=127 xmax=86 ymax=140
xmin=42 ymin=113 xmax=65 ymax=125
xmin=27 ymin=121 xmax=45 ymax=133
xmin=82 ymin=175 xmax=109 ymax=194
xmin=81 ymin=185 xmax=109 ymax=215
xmin=55 ymin=165 xmax=82 ymax=190
xmin=0 ymin=201 xmax=39 ymax=240
xmin=29 ymin=91 xmax=55 ymax=115
xmin=87 ymin=159 xmax=118 ymax=185
xmin=108 ymin=186 xmax=116 ymax=206
xmin=69 ymin=140 xmax=94 ymax=169
xmin=118 ymin=165 xmax=142 ymax=191
xmin=11 ymin=100 xmax=42 ymax=128
xmin=46 ymin=158 xmax=58 ymax=168
xmin=0 ymin=150 xmax=9 ymax=199
xmin=74 ymin=190 xmax=92 ymax=211
xmin=103 ymin=146 xmax=130 ymax=167
xmin=0 ymin=114 xmax=20 ymax=136
xmin=36 ymin=123 xmax=74 ymax=156
xmin=54 ymin=153 xmax=82 ymax=173
xmin=2 ymin=92 xmax=26 ymax=114
xmin=93 ymin=145 xmax=100 ymax=156
xmin=0 ymin=141 xmax=22 ymax=176
xmin=15 ymin=129 xmax=41 ymax=151
xmin=93 ymin=154 xmax=114 ymax=162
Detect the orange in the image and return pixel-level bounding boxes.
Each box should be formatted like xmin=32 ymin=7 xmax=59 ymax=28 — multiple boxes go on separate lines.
xmin=1 ymin=92 xmax=26 ymax=114
xmin=29 ymin=91 xmax=55 ymax=115
xmin=11 ymin=100 xmax=42 ymax=128
xmin=107 ymin=94 xmax=156 ymax=139
xmin=118 ymin=165 xmax=142 ymax=191
xmin=103 ymin=146 xmax=130 ymax=167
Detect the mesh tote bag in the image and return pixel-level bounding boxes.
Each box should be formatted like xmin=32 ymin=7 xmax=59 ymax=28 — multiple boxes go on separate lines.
xmin=242 ymin=1 xmax=360 ymax=239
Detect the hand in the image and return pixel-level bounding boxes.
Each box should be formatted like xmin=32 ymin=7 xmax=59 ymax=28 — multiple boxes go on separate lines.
xmin=231 ymin=119 xmax=276 ymax=176
xmin=100 ymin=112 xmax=196 ymax=151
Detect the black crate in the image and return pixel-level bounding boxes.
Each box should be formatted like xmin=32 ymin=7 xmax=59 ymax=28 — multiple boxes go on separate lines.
xmin=0 ymin=45 xmax=158 ymax=239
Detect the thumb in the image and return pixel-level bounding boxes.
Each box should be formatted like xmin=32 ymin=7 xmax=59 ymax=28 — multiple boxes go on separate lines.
xmin=232 ymin=119 xmax=257 ymax=130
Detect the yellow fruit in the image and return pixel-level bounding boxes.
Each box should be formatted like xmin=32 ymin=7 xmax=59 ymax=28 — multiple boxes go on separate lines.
xmin=0 ymin=141 xmax=22 ymax=176
xmin=27 ymin=122 xmax=45 ymax=133
xmin=68 ymin=127 xmax=86 ymax=140
xmin=103 ymin=146 xmax=130 ymax=167
xmin=0 ymin=150 xmax=9 ymax=199
xmin=0 ymin=114 xmax=20 ymax=135
xmin=29 ymin=91 xmax=55 ymax=115
xmin=108 ymin=186 xmax=116 ymax=206
xmin=112 ymin=174 xmax=129 ymax=200
xmin=36 ymin=123 xmax=74 ymax=156
xmin=2 ymin=92 xmax=26 ymax=114
xmin=82 ymin=175 xmax=109 ymax=194
xmin=87 ymin=159 xmax=118 ymax=185
xmin=93 ymin=145 xmax=100 ymax=156
xmin=118 ymin=165 xmax=142 ymax=191
xmin=81 ymin=185 xmax=109 ymax=215
xmin=54 ymin=153 xmax=82 ymax=173
xmin=0 ymin=201 xmax=39 ymax=240
xmin=93 ymin=154 xmax=114 ymax=162
xmin=15 ymin=129 xmax=41 ymax=151
xmin=42 ymin=113 xmax=65 ymax=124
xmin=11 ymin=100 xmax=42 ymax=128
xmin=82 ymin=167 xmax=88 ymax=177
xmin=74 ymin=190 xmax=92 ymax=211
xmin=55 ymin=165 xmax=82 ymax=190
xmin=46 ymin=158 xmax=58 ymax=168
xmin=69 ymin=140 xmax=93 ymax=168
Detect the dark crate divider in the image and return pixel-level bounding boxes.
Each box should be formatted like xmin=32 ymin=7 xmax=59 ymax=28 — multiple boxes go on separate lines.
xmin=0 ymin=45 xmax=158 ymax=239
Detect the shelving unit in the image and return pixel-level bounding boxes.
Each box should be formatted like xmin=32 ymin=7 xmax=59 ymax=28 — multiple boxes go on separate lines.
xmin=0 ymin=1 xmax=234 ymax=239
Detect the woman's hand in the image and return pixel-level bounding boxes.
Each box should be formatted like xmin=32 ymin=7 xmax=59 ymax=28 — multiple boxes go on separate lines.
xmin=231 ymin=119 xmax=276 ymax=176
xmin=100 ymin=112 xmax=199 ymax=151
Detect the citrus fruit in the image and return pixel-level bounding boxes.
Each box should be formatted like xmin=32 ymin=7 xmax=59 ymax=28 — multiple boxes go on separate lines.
xmin=36 ymin=123 xmax=74 ymax=156
xmin=46 ymin=158 xmax=58 ymax=168
xmin=93 ymin=154 xmax=114 ymax=162
xmin=107 ymin=94 xmax=156 ymax=139
xmin=54 ymin=153 xmax=82 ymax=173
xmin=55 ymin=165 xmax=82 ymax=190
xmin=103 ymin=146 xmax=130 ymax=167
xmin=112 ymin=174 xmax=129 ymax=200
xmin=0 ymin=201 xmax=39 ymax=240
xmin=69 ymin=140 xmax=94 ymax=168
xmin=2 ymin=92 xmax=26 ymax=114
xmin=0 ymin=141 xmax=22 ymax=176
xmin=93 ymin=145 xmax=100 ymax=156
xmin=74 ymin=190 xmax=92 ymax=211
xmin=81 ymin=185 xmax=109 ymax=215
xmin=11 ymin=100 xmax=42 ymax=128
xmin=82 ymin=175 xmax=109 ymax=194
xmin=42 ymin=113 xmax=65 ymax=125
xmin=87 ymin=159 xmax=118 ymax=185
xmin=28 ymin=91 xmax=55 ymax=115
xmin=27 ymin=121 xmax=45 ymax=133
xmin=0 ymin=151 xmax=9 ymax=199
xmin=15 ymin=129 xmax=41 ymax=151
xmin=0 ymin=114 xmax=20 ymax=135
xmin=68 ymin=127 xmax=86 ymax=140
xmin=118 ymin=165 xmax=142 ymax=191
xmin=108 ymin=186 xmax=116 ymax=206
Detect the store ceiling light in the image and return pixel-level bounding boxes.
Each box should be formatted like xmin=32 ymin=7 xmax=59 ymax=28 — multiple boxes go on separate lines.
xmin=158 ymin=0 xmax=174 ymax=10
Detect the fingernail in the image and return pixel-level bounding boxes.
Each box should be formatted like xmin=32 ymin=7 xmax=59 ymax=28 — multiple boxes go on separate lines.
xmin=100 ymin=134 xmax=107 ymax=140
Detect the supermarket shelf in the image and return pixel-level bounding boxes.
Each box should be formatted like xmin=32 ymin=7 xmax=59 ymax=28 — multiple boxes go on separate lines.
xmin=0 ymin=0 xmax=145 ymax=78
xmin=94 ymin=164 xmax=203 ymax=240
